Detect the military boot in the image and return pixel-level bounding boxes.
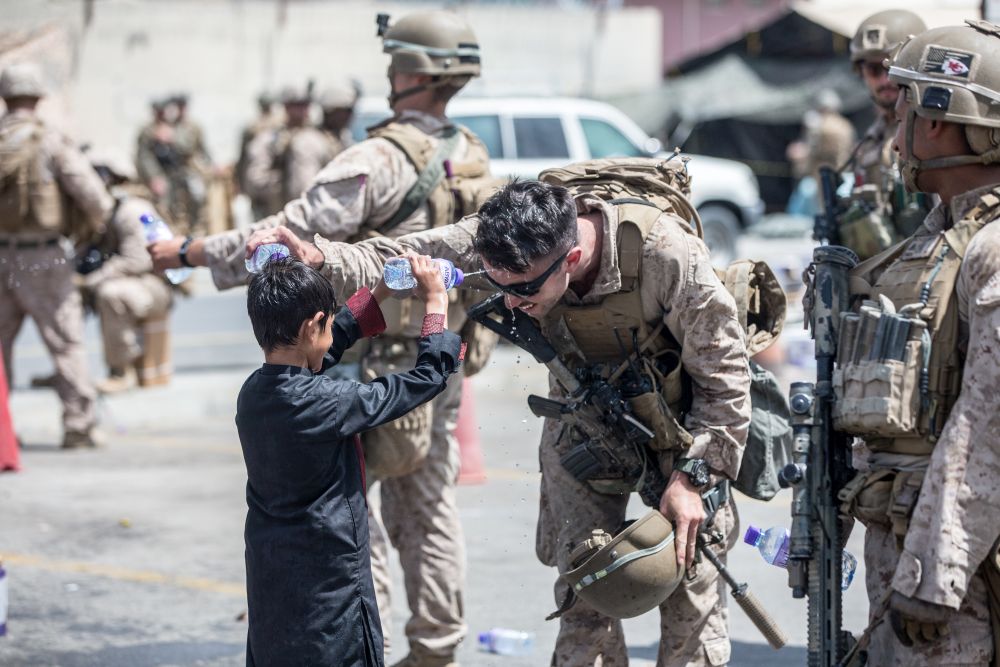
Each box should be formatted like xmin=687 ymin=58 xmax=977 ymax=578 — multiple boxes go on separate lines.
xmin=391 ymin=647 xmax=458 ymax=667
xmin=61 ymin=429 xmax=99 ymax=450
xmin=97 ymin=366 xmax=137 ymax=394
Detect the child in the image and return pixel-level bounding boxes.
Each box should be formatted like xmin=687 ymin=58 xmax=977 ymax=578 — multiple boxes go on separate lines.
xmin=236 ymin=254 xmax=462 ymax=667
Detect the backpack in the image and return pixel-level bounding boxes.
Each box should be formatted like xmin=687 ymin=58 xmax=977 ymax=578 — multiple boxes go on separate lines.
xmin=540 ymin=156 xmax=792 ymax=501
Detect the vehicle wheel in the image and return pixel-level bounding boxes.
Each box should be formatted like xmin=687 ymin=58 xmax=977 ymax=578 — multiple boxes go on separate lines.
xmin=697 ymin=204 xmax=741 ymax=267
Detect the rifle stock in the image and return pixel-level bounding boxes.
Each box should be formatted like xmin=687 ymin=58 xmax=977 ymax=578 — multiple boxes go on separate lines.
xmin=815 ymin=166 xmax=844 ymax=246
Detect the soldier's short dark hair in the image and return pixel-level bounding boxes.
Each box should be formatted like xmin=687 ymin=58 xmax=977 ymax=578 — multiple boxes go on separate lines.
xmin=474 ymin=179 xmax=578 ymax=273
xmin=247 ymin=258 xmax=337 ymax=352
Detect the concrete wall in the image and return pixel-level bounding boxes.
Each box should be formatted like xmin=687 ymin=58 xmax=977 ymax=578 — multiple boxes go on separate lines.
xmin=0 ymin=0 xmax=662 ymax=164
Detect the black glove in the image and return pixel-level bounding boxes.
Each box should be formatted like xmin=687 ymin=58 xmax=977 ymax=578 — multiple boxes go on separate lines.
xmin=888 ymin=591 xmax=951 ymax=646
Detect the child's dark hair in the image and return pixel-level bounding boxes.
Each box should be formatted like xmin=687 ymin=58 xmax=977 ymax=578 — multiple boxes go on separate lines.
xmin=247 ymin=257 xmax=337 ymax=352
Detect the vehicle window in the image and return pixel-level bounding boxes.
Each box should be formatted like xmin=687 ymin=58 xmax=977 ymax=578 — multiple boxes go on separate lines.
xmin=580 ymin=117 xmax=644 ymax=158
xmin=513 ymin=117 xmax=569 ymax=159
xmin=453 ymin=115 xmax=504 ymax=159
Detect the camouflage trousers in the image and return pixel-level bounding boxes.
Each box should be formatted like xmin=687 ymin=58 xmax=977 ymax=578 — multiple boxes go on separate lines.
xmin=0 ymin=242 xmax=95 ymax=435
xmin=863 ymin=522 xmax=993 ymax=666
xmin=92 ymin=274 xmax=173 ymax=370
xmin=367 ymin=364 xmax=467 ymax=659
xmin=537 ymin=418 xmax=736 ymax=667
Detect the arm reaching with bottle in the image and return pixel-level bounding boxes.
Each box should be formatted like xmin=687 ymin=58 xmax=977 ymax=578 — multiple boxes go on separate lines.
xmin=406 ymin=253 xmax=449 ymax=329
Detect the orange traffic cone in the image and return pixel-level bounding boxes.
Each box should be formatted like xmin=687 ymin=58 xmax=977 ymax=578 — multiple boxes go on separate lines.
xmin=456 ymin=378 xmax=486 ymax=485
xmin=0 ymin=344 xmax=20 ymax=472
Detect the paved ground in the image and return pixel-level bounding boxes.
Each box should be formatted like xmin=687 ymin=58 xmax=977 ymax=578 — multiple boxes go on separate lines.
xmin=1 ymin=272 xmax=869 ymax=666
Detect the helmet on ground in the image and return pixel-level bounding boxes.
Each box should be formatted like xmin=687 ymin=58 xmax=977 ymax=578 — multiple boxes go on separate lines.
xmin=0 ymin=62 xmax=45 ymax=99
xmin=851 ymin=10 xmax=927 ymax=64
xmin=379 ymin=11 xmax=481 ymax=80
xmin=888 ymin=20 xmax=1000 ymax=188
xmin=561 ymin=511 xmax=681 ymax=619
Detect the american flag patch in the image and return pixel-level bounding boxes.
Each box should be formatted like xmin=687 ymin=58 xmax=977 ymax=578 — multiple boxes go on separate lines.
xmin=922 ymin=46 xmax=974 ymax=78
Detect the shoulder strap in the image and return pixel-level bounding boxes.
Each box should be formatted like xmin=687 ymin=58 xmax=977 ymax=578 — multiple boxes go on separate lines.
xmin=373 ymin=123 xmax=461 ymax=234
xmin=612 ymin=199 xmax=662 ymax=293
xmin=944 ymin=186 xmax=1000 ymax=258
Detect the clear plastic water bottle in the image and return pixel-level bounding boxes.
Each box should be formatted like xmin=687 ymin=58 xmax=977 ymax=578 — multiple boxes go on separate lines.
xmin=744 ymin=525 xmax=857 ymax=591
xmin=477 ymin=628 xmax=534 ymax=656
xmin=140 ymin=214 xmax=192 ymax=285
xmin=245 ymin=243 xmax=290 ymax=273
xmin=383 ymin=257 xmax=464 ymax=291
xmin=0 ymin=564 xmax=8 ymax=636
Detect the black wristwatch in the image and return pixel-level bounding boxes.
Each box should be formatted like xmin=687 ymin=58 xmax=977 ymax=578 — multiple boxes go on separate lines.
xmin=178 ymin=236 xmax=195 ymax=268
xmin=674 ymin=458 xmax=710 ymax=488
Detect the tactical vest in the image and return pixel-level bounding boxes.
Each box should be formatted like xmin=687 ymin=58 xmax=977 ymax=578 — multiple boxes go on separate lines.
xmin=0 ymin=118 xmax=63 ymax=236
xmin=834 ymin=186 xmax=1000 ymax=453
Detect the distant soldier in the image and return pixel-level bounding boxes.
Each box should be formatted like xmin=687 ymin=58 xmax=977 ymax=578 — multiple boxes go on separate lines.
xmin=0 ymin=63 xmax=112 ymax=449
xmin=235 ymin=92 xmax=283 ymax=219
xmin=836 ymin=9 xmax=929 ymax=259
xmin=317 ymin=78 xmax=360 ymax=156
xmin=77 ymin=149 xmax=173 ymax=394
xmin=800 ymin=89 xmax=856 ymax=182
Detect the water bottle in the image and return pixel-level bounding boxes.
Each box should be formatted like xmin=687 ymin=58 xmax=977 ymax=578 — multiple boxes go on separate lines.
xmin=140 ymin=214 xmax=192 ymax=285
xmin=0 ymin=564 xmax=8 ymax=636
xmin=383 ymin=257 xmax=464 ymax=291
xmin=245 ymin=243 xmax=290 ymax=273
xmin=477 ymin=628 xmax=534 ymax=656
xmin=744 ymin=525 xmax=857 ymax=591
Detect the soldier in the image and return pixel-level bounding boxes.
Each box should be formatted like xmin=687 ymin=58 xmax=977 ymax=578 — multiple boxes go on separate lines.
xmin=796 ymin=90 xmax=857 ymax=184
xmin=78 ymin=149 xmax=173 ymax=394
xmin=836 ymin=9 xmax=929 ymax=259
xmin=235 ymin=91 xmax=283 ymax=219
xmin=0 ymin=63 xmax=112 ymax=449
xmin=247 ymin=164 xmax=754 ymax=665
xmin=833 ymin=20 xmax=1000 ymax=665
xmin=317 ymin=78 xmax=360 ymax=155
xmin=168 ymin=93 xmax=212 ymax=235
xmin=148 ymin=12 xmax=496 ymax=667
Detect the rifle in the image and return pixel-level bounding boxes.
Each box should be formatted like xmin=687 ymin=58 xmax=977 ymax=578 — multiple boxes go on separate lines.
xmin=779 ymin=245 xmax=859 ymax=666
xmin=467 ymin=293 xmax=665 ymax=507
xmin=815 ymin=166 xmax=844 ymax=246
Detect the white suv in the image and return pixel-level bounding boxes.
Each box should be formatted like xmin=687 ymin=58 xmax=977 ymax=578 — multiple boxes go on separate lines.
xmin=351 ymin=97 xmax=764 ymax=265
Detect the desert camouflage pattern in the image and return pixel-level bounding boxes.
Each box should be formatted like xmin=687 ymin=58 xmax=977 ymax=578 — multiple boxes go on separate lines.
xmin=0 ymin=108 xmax=111 ymax=438
xmin=314 ymin=194 xmax=752 ymax=664
xmin=854 ymin=114 xmax=897 ymax=191
xmin=856 ymin=186 xmax=1000 ymax=664
xmin=84 ymin=195 xmax=173 ymax=370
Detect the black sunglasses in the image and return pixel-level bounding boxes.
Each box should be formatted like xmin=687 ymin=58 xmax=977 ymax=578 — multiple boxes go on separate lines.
xmin=483 ymin=251 xmax=569 ymax=298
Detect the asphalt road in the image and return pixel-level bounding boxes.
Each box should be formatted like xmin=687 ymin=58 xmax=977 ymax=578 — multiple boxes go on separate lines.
xmin=1 ymin=272 xmax=869 ymax=666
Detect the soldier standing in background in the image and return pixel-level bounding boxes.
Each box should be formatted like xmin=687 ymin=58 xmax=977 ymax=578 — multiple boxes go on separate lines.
xmin=77 ymin=149 xmax=173 ymax=394
xmin=235 ymin=91 xmax=283 ymax=220
xmin=317 ymin=78 xmax=360 ymax=156
xmin=836 ymin=9 xmax=929 ymax=259
xmin=0 ymin=63 xmax=112 ymax=449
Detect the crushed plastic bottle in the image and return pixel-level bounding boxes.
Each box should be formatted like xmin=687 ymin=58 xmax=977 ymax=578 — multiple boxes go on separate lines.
xmin=744 ymin=524 xmax=857 ymax=591
xmin=245 ymin=243 xmax=290 ymax=273
xmin=140 ymin=214 xmax=192 ymax=285
xmin=383 ymin=257 xmax=464 ymax=291
xmin=477 ymin=628 xmax=534 ymax=656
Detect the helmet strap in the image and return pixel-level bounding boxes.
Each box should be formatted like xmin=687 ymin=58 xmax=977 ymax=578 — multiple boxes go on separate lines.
xmin=900 ymin=108 xmax=995 ymax=192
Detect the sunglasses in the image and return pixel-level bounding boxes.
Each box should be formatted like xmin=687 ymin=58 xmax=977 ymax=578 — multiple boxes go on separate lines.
xmin=859 ymin=61 xmax=888 ymax=78
xmin=483 ymin=251 xmax=569 ymax=298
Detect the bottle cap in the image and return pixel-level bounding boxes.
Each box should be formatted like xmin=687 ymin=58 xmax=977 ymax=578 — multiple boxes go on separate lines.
xmin=453 ymin=267 xmax=464 ymax=287
xmin=477 ymin=631 xmax=489 ymax=643
xmin=743 ymin=525 xmax=762 ymax=546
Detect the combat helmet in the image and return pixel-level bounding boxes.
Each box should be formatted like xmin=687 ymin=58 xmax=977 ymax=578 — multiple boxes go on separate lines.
xmin=851 ymin=10 xmax=927 ymax=65
xmin=377 ymin=11 xmax=481 ymax=104
xmin=0 ymin=62 xmax=45 ymax=99
xmin=559 ymin=511 xmax=681 ymax=619
xmin=87 ymin=147 xmax=138 ymax=184
xmin=888 ymin=20 xmax=1000 ymax=189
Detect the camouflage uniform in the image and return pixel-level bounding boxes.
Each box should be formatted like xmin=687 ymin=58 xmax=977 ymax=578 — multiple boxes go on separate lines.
xmin=199 ymin=110 xmax=487 ymax=659
xmin=855 ymin=186 xmax=1000 ymax=666
xmin=84 ymin=193 xmax=173 ymax=374
xmin=135 ymin=116 xmax=210 ymax=236
xmin=235 ymin=107 xmax=283 ymax=220
xmin=853 ymin=114 xmax=896 ymax=193
xmin=243 ymin=124 xmax=345 ymax=216
xmin=312 ymin=192 xmax=752 ymax=666
xmin=803 ymin=110 xmax=856 ymax=181
xmin=0 ymin=106 xmax=112 ymax=444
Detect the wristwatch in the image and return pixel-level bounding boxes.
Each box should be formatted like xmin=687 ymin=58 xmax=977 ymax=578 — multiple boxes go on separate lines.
xmin=178 ymin=236 xmax=195 ymax=268
xmin=674 ymin=458 xmax=710 ymax=488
